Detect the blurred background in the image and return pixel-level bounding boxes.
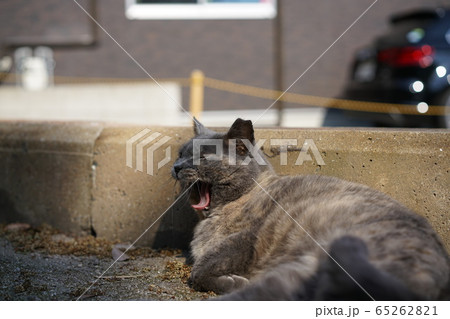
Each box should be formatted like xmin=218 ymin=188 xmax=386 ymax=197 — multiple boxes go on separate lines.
xmin=0 ymin=0 xmax=449 ymax=128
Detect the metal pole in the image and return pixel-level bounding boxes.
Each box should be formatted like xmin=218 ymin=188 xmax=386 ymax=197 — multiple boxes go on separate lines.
xmin=189 ymin=69 xmax=205 ymax=120
xmin=273 ymin=0 xmax=284 ymax=126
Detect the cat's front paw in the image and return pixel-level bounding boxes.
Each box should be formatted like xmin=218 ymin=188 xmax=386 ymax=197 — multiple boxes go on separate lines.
xmin=216 ymin=275 xmax=249 ymax=293
xmin=191 ymin=272 xmax=250 ymax=294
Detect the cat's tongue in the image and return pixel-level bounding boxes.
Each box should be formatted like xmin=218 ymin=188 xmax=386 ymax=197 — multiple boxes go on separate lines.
xmin=192 ymin=182 xmax=210 ymax=210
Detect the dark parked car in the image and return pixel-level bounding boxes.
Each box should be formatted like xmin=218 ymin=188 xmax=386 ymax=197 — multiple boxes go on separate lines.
xmin=333 ymin=7 xmax=450 ymax=128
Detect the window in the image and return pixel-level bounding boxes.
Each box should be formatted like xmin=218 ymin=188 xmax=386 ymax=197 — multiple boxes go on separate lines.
xmin=125 ymin=0 xmax=277 ymax=20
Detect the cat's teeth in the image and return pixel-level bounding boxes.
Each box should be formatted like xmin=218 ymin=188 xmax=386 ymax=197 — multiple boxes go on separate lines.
xmin=204 ymin=206 xmax=210 ymax=211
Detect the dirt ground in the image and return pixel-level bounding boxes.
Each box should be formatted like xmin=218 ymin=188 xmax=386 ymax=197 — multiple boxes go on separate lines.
xmin=0 ymin=223 xmax=215 ymax=301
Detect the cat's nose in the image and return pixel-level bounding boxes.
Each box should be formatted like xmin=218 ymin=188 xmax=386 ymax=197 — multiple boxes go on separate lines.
xmin=172 ymin=163 xmax=182 ymax=179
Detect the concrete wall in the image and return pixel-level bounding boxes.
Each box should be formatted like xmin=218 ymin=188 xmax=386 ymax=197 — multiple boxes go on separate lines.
xmin=0 ymin=83 xmax=181 ymax=125
xmin=0 ymin=121 xmax=448 ymax=251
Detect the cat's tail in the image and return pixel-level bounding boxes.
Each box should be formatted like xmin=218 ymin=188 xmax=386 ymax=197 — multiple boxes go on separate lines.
xmin=311 ymin=236 xmax=421 ymax=301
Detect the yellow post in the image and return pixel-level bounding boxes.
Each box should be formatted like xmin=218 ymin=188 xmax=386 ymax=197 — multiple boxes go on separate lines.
xmin=189 ymin=70 xmax=204 ymax=120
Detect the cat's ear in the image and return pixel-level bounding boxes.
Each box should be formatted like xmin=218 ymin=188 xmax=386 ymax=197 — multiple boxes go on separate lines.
xmin=226 ymin=118 xmax=255 ymax=143
xmin=193 ymin=117 xmax=211 ymax=136
xmin=193 ymin=117 xmax=204 ymax=135
xmin=225 ymin=119 xmax=255 ymax=155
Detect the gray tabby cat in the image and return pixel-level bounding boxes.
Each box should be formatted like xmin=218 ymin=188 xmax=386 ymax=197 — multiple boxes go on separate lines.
xmin=171 ymin=118 xmax=449 ymax=300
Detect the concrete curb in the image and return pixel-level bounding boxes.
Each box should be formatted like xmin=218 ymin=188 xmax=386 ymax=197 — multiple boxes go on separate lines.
xmin=0 ymin=121 xmax=448 ymax=251
xmin=0 ymin=121 xmax=102 ymax=235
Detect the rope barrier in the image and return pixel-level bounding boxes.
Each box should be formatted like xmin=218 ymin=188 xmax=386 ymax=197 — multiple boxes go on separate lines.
xmin=202 ymin=76 xmax=446 ymax=116
xmin=1 ymin=72 xmax=446 ymax=116
xmin=0 ymin=72 xmax=190 ymax=86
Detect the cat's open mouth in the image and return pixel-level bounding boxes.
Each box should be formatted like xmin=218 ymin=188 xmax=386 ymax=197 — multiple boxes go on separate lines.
xmin=191 ymin=181 xmax=211 ymax=211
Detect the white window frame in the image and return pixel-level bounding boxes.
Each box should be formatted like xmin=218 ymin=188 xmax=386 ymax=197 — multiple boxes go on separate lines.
xmin=125 ymin=0 xmax=277 ymax=20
